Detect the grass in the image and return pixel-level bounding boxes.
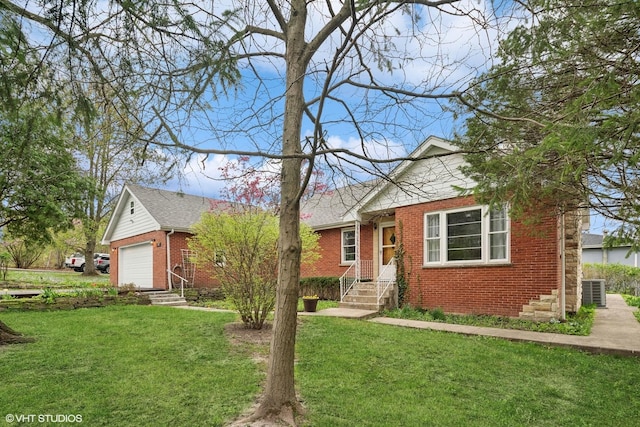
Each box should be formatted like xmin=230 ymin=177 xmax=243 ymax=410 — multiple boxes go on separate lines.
xmin=0 ymin=306 xmax=260 ymax=426
xmin=383 ymin=304 xmax=596 ymax=335
xmin=0 ymin=268 xmax=110 ymax=289
xmin=2 ymin=306 xmax=640 ymax=426
xmin=621 ymin=294 xmax=640 ymax=322
xmin=297 ymin=317 xmax=640 ymax=426
xmin=192 ymin=297 xmax=339 ymax=312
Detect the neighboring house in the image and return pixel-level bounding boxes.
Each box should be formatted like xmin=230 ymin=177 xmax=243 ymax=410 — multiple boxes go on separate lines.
xmin=101 ymin=184 xmax=230 ymax=289
xmin=301 ymin=136 xmax=583 ymax=320
xmin=582 ymin=232 xmax=639 ymax=267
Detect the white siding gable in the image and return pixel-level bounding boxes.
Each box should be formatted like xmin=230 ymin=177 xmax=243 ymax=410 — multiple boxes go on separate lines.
xmin=110 ymin=193 xmax=160 ymax=241
xmin=362 ymin=151 xmax=474 ymax=213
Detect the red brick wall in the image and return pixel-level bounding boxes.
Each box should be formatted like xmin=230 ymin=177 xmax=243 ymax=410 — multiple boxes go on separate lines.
xmin=109 ymin=231 xmax=165 ymax=288
xmin=110 ymin=231 xmax=219 ymax=289
xmin=301 ymin=224 xmax=375 ymax=278
xmin=303 ymin=196 xmax=562 ymax=317
xmin=396 ymin=197 xmax=560 ymax=317
xmin=165 ymin=232 xmax=218 ymax=288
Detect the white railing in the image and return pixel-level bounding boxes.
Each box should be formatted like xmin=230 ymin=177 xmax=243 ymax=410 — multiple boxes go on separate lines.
xmin=167 ymin=269 xmax=188 ymax=298
xmin=377 ymin=257 xmax=396 ymax=305
xmin=340 ymin=260 xmax=373 ymax=301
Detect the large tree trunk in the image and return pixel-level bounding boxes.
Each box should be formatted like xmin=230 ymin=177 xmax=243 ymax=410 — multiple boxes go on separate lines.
xmin=0 ymin=320 xmax=34 ymax=345
xmin=82 ymin=221 xmax=99 ymax=276
xmin=252 ymin=1 xmax=307 ymax=423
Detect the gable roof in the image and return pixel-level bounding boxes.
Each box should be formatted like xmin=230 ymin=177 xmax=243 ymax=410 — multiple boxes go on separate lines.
xmin=344 ymin=136 xmax=460 ymax=218
xmin=301 ymin=136 xmax=464 ymax=228
xmin=301 ymin=180 xmax=382 ymax=229
xmin=582 ymin=233 xmax=604 ymax=248
xmin=102 ymin=184 xmax=231 ymax=243
xmin=581 ymin=232 xmax=635 ymax=250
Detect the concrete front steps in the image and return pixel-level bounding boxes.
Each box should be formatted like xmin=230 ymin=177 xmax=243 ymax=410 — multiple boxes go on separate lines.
xmin=339 ymin=281 xmax=394 ymax=311
xmin=519 ymin=290 xmax=560 ymax=321
xmin=146 ymin=290 xmax=188 ymax=307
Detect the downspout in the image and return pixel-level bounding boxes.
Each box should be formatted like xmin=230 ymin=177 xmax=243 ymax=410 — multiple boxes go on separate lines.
xmin=166 ymin=229 xmax=175 ymax=290
xmin=561 ymin=213 xmax=566 ymax=321
xmin=355 ymin=220 xmax=361 ymax=282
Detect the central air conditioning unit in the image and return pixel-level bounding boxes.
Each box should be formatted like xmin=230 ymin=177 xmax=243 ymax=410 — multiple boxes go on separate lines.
xmin=582 ymin=279 xmax=606 ymax=307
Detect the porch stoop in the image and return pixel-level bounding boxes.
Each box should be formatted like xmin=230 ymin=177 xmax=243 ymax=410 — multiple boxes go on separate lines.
xmin=340 ymin=281 xmax=394 ymax=311
xmin=519 ymin=290 xmax=560 ymax=321
xmin=147 ymin=291 xmax=188 ymax=307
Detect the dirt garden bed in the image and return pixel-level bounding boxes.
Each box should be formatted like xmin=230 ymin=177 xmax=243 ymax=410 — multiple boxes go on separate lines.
xmin=0 ymin=293 xmax=151 ymax=311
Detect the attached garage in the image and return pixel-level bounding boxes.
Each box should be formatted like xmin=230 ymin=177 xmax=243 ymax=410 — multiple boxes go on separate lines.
xmin=102 ymin=184 xmax=228 ymax=289
xmin=119 ymin=243 xmax=153 ymax=288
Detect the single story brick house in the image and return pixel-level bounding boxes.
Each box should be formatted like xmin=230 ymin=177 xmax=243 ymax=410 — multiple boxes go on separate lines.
xmin=300 ymin=136 xmax=583 ymax=319
xmin=101 ymin=184 xmax=229 ymax=289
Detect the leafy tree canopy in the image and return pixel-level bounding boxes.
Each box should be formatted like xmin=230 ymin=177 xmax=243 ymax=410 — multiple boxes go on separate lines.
xmin=0 ymin=14 xmax=86 ymax=242
xmin=453 ymin=0 xmax=640 ymax=237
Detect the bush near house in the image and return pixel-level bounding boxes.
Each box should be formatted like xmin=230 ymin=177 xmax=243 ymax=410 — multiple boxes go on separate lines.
xmin=178 ymin=287 xmax=225 ymax=304
xmin=299 ymin=277 xmax=340 ymax=300
xmin=583 ymin=263 xmax=640 ymax=295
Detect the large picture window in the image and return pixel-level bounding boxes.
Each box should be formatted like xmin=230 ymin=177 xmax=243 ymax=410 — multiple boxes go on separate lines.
xmin=424 ymin=206 xmax=509 ymax=265
xmin=342 ymin=228 xmax=356 ymax=263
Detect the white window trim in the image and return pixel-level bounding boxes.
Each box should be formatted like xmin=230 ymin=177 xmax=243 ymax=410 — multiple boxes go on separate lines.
xmin=214 ymin=250 xmax=226 ymax=268
xmin=341 ymin=227 xmax=356 ymax=265
xmin=423 ymin=205 xmax=510 ymax=267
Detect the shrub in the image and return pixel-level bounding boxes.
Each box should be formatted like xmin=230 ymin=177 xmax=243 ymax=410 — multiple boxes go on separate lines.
xmin=299 ymin=277 xmax=339 ymax=300
xmin=583 ymin=263 xmax=640 ymax=295
xmin=622 ymin=294 xmax=640 ymax=307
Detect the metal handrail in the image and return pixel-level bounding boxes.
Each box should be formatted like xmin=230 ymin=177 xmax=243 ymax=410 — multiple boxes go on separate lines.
xmin=167 ymin=269 xmax=188 ymax=298
xmin=339 ymin=260 xmax=374 ymax=301
xmin=340 ymin=262 xmax=357 ymax=301
xmin=376 ymin=257 xmax=396 ymax=305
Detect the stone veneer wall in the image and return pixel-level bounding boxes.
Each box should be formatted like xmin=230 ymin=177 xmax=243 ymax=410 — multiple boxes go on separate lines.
xmin=563 ymin=209 xmax=583 ymax=313
xmin=518 ymin=209 xmax=583 ymax=321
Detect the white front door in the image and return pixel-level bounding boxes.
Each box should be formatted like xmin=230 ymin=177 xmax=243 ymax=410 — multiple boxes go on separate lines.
xmin=379 ymin=224 xmax=396 ymax=281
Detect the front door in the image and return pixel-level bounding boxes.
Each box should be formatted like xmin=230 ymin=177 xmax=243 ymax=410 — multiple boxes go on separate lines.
xmin=379 ymin=224 xmax=396 ymax=281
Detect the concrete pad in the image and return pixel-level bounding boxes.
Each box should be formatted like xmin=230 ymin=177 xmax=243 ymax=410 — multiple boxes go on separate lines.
xmin=175 ymin=305 xmax=379 ymax=319
xmin=298 ymin=307 xmax=378 ymax=319
xmin=370 ymin=294 xmax=640 ymax=357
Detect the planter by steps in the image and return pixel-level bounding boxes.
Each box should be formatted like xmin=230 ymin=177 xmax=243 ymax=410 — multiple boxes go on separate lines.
xmin=302 ymin=297 xmax=319 ymax=312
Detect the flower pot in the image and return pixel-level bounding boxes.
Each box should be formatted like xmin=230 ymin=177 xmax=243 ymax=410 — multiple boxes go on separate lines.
xmin=303 ymin=298 xmax=319 ymax=312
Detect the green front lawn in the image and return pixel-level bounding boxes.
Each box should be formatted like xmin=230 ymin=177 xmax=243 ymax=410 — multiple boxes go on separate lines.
xmin=1 ymin=307 xmax=639 ymax=426
xmin=0 ymin=307 xmax=260 ymax=426
xmin=0 ymin=269 xmax=110 ymax=289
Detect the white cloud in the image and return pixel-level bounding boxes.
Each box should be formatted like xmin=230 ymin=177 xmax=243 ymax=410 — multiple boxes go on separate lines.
xmin=165 ymin=153 xmax=230 ymax=198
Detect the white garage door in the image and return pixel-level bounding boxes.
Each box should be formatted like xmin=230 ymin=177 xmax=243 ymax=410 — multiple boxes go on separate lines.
xmin=119 ymin=243 xmax=154 ymax=288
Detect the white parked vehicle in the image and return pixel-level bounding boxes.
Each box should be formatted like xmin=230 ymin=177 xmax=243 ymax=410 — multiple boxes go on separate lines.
xmin=65 ymin=253 xmax=107 ymax=272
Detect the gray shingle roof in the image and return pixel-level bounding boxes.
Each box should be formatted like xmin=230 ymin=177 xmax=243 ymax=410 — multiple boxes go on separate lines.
xmin=127 ymin=184 xmax=231 ymax=231
xmin=582 ymin=233 xmax=604 ymax=248
xmin=301 ymin=180 xmax=381 ymax=228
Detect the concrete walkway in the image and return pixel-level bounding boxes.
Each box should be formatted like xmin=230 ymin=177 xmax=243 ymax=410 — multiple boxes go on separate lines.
xmin=368 ymin=294 xmax=640 ymax=357
xmin=179 ymin=295 xmax=640 ymax=356
xmin=298 ymin=307 xmax=379 ymax=319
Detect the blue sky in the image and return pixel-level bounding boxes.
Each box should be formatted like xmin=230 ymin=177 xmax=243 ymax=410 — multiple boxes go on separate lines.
xmin=167 ymin=2 xmax=507 ymax=186
xmin=134 ymin=1 xmax=611 ymax=235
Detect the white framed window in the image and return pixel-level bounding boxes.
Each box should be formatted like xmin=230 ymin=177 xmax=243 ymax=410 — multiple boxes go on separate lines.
xmin=130 ymin=201 xmax=135 ymax=215
xmin=425 ymin=214 xmax=441 ymax=262
xmin=214 ymin=250 xmax=226 ymax=267
xmin=423 ymin=205 xmax=509 ymax=265
xmin=341 ymin=228 xmax=356 ymax=263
